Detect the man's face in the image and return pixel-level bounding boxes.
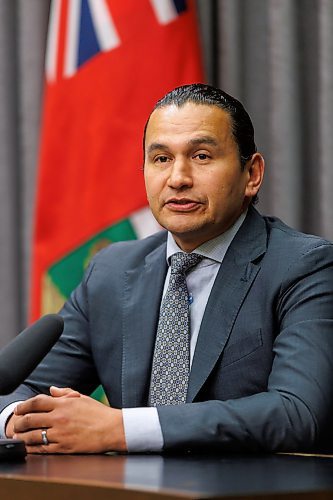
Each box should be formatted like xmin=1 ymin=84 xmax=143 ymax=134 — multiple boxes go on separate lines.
xmin=144 ymin=102 xmax=262 ymax=252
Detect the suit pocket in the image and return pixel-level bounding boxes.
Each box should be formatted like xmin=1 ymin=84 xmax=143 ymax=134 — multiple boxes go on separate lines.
xmin=221 ymin=329 xmax=263 ymax=368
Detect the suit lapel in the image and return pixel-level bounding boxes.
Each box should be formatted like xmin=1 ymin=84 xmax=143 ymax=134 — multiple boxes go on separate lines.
xmin=121 ymin=239 xmax=167 ymax=407
xmin=187 ymin=208 xmax=268 ymax=402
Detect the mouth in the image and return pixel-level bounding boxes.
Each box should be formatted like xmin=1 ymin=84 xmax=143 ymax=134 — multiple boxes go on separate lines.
xmin=164 ymin=198 xmax=203 ymax=212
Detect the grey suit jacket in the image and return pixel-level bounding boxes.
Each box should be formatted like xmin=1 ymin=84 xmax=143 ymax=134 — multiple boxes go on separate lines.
xmin=2 ymin=207 xmax=333 ymax=452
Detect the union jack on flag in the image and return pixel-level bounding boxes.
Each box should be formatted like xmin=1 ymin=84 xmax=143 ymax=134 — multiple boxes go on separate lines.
xmin=46 ymin=0 xmax=191 ymax=81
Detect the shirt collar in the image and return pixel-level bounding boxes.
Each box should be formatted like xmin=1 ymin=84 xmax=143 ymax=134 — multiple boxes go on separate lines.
xmin=166 ymin=210 xmax=247 ymax=265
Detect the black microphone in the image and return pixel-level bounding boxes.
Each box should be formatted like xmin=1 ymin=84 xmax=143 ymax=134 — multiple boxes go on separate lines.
xmin=0 ymin=314 xmax=64 ymax=395
xmin=0 ymin=314 xmax=64 ymax=461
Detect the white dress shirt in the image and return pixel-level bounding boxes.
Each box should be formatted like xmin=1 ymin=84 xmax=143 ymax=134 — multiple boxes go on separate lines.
xmin=123 ymin=212 xmax=246 ymax=451
xmin=0 ymin=213 xmax=246 ymax=448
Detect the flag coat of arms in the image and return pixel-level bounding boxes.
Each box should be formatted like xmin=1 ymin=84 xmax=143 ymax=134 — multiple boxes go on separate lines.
xmin=31 ymin=0 xmax=204 ymax=321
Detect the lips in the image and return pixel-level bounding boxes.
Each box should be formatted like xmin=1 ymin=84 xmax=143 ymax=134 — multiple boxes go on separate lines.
xmin=164 ymin=198 xmax=202 ymax=211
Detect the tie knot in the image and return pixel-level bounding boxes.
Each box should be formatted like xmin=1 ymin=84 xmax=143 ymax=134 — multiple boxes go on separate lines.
xmin=170 ymin=252 xmax=203 ymax=275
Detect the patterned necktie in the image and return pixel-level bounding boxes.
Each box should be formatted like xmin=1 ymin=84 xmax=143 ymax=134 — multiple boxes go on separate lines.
xmin=149 ymin=252 xmax=203 ymax=406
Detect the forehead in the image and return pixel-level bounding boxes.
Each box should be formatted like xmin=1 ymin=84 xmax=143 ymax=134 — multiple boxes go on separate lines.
xmin=145 ymin=103 xmax=234 ymax=147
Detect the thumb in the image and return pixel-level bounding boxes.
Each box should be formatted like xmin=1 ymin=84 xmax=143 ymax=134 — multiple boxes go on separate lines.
xmin=49 ymin=386 xmax=81 ymax=398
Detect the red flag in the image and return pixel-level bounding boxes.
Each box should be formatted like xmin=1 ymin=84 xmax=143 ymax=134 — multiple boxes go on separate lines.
xmin=30 ymin=0 xmax=204 ymax=321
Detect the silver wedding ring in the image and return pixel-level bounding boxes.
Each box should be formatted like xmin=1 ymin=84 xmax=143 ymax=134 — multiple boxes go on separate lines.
xmin=41 ymin=429 xmax=49 ymax=446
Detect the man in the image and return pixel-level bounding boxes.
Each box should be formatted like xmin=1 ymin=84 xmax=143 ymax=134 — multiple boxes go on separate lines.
xmin=1 ymin=83 xmax=333 ymax=454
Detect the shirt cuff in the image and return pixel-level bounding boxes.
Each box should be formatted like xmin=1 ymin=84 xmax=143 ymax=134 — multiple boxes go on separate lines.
xmin=0 ymin=402 xmax=23 ymax=438
xmin=122 ymin=407 xmax=164 ymax=452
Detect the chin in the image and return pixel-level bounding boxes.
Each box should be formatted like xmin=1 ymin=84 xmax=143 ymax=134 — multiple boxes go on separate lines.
xmin=164 ymin=222 xmax=202 ymax=236
xmin=159 ymin=214 xmax=205 ymax=232
xmin=167 ymin=225 xmax=211 ymax=244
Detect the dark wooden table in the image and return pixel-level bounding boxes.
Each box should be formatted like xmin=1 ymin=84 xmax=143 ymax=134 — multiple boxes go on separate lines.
xmin=1 ymin=452 xmax=333 ymax=499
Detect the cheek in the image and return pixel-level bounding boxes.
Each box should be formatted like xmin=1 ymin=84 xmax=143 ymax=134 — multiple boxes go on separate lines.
xmin=144 ymin=171 xmax=154 ymax=192
xmin=201 ymin=179 xmax=228 ymax=204
xmin=203 ymin=178 xmax=242 ymax=211
xmin=144 ymin=174 xmax=162 ymax=203
xmin=209 ymin=172 xmax=245 ymax=197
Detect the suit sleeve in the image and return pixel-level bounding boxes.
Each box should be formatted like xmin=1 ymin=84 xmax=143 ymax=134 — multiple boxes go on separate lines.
xmin=0 ymin=261 xmax=100 ymax=413
xmin=157 ymin=243 xmax=333 ymax=452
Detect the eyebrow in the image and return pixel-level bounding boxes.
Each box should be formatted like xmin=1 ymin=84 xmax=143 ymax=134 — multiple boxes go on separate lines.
xmin=146 ymin=143 xmax=168 ymax=154
xmin=188 ymin=136 xmax=219 ymax=148
xmin=146 ymin=136 xmax=219 ymax=155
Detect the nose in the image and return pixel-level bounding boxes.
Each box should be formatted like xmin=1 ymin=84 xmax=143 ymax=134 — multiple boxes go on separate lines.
xmin=167 ymin=158 xmax=193 ymax=189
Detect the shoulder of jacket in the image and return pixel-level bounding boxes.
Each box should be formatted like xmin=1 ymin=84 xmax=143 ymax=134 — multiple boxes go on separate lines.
xmin=90 ymin=230 xmax=167 ymax=264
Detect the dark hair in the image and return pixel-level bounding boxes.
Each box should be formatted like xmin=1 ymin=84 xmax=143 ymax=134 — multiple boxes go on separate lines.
xmin=144 ymin=83 xmax=259 ymax=203
xmin=145 ymin=83 xmax=257 ymax=166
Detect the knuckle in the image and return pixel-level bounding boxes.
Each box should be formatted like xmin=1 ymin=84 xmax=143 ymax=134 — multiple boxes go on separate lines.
xmin=15 ymin=413 xmax=32 ymax=431
xmin=34 ymin=394 xmax=46 ymax=405
xmin=23 ymin=414 xmax=32 ymax=428
xmin=24 ymin=432 xmax=36 ymax=445
xmin=55 ymin=414 xmax=69 ymax=427
xmin=28 ymin=398 xmax=39 ymax=411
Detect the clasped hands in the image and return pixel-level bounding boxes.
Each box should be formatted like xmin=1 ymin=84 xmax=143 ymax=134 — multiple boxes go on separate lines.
xmin=6 ymin=386 xmax=127 ymax=454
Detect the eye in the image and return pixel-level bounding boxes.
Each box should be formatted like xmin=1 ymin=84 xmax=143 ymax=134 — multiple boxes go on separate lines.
xmin=155 ymin=155 xmax=170 ymax=164
xmin=193 ymin=152 xmax=211 ymax=161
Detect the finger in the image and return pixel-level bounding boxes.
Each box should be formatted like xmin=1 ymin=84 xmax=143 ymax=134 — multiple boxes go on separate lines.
xmin=13 ymin=413 xmax=53 ymax=433
xmin=5 ymin=414 xmax=17 ymax=438
xmin=25 ymin=445 xmax=51 ymax=454
xmin=24 ymin=439 xmax=78 ymax=455
xmin=25 ymin=443 xmax=59 ymax=454
xmin=13 ymin=428 xmax=54 ymax=447
xmin=49 ymin=386 xmax=81 ymax=398
xmin=15 ymin=394 xmax=55 ymax=415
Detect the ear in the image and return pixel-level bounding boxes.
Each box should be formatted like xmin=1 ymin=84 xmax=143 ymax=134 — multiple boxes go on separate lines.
xmin=245 ymin=153 xmax=265 ymax=198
